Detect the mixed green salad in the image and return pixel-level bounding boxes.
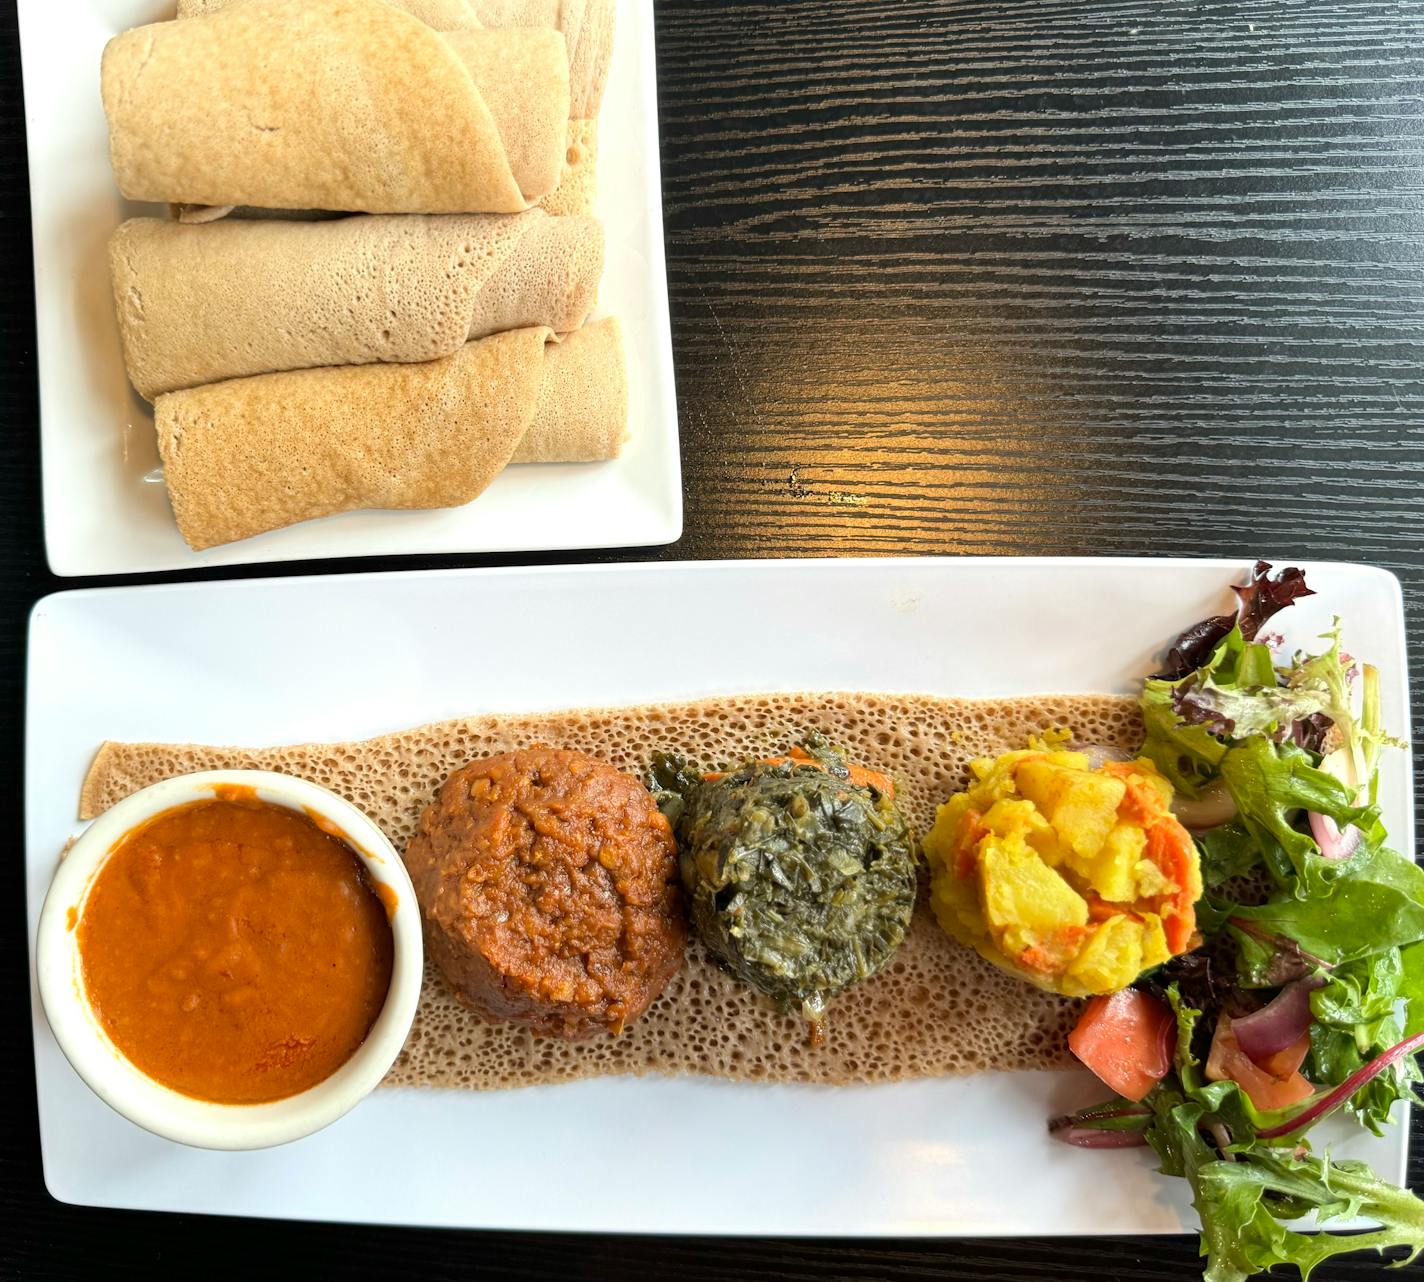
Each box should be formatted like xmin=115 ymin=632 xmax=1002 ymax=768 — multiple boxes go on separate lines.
xmin=1051 ymin=562 xmax=1424 ymax=1280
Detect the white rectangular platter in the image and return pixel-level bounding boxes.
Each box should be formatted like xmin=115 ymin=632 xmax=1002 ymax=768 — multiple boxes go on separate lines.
xmin=25 ymin=557 xmax=1411 ymax=1232
xmin=18 ymin=0 xmax=682 ymax=576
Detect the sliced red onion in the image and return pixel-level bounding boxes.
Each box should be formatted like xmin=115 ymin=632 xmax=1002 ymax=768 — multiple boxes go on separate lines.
xmin=1051 ymin=1127 xmax=1150 ymax=1149
xmin=1048 ymin=1101 xmax=1152 ymax=1148
xmin=1308 ymin=811 xmax=1362 ymax=860
xmin=1230 ymin=978 xmax=1324 ymax=1064
xmin=1256 ymin=1029 xmax=1424 ymax=1140
xmin=1171 ymin=778 xmax=1237 ymax=831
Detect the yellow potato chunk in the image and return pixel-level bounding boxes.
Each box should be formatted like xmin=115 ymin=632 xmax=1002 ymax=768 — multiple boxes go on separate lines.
xmin=980 ymin=835 xmax=1088 ymax=936
xmin=1092 ymin=823 xmax=1148 ymax=902
xmin=930 ymin=871 xmax=989 ymax=946
xmin=928 ymin=794 xmax=971 ymax=852
xmin=1025 ymin=824 xmax=1070 ymax=869
xmin=982 ymin=798 xmax=1050 ymax=840
xmin=1062 ymin=915 xmax=1143 ymax=996
xmin=1134 ymin=858 xmax=1177 ymax=900
xmin=1139 ymin=912 xmax=1171 ymax=971
xmin=1014 ymin=760 xmax=1125 ymax=860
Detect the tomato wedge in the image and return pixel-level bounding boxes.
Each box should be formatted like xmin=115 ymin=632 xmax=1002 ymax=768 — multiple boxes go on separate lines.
xmin=1068 ymin=989 xmax=1177 ymax=1102
xmin=1205 ymin=1015 xmax=1315 ymax=1112
xmin=1255 ymin=1030 xmax=1312 ymax=1081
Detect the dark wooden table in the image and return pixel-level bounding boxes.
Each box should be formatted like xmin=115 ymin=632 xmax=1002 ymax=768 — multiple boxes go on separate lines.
xmin=4 ymin=0 xmax=1424 ymax=1277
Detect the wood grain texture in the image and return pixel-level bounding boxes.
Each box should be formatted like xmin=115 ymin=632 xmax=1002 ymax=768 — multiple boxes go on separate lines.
xmin=3 ymin=0 xmax=1424 ymax=1277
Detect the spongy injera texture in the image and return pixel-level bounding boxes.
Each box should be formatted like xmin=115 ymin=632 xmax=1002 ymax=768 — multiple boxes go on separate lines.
xmin=79 ymin=691 xmax=1144 ymax=1090
xmin=102 ymin=0 xmax=567 ymax=213
xmin=110 ymin=210 xmax=603 ymax=398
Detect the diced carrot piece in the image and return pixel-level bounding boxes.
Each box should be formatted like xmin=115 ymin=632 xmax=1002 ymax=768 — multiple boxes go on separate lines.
xmin=955 ymin=808 xmax=987 ymax=879
xmin=705 ymin=753 xmax=894 ymax=799
xmin=1019 ymin=946 xmax=1057 ymax=973
xmin=1068 ymin=989 xmax=1177 ymax=1102
xmin=1104 ymin=766 xmax=1164 ymax=825
xmin=1020 ymin=926 xmax=1093 ymax=975
xmin=1147 ymin=821 xmax=1197 ymax=953
xmin=1085 ymin=895 xmax=1139 ymax=924
xmin=845 ymin=764 xmax=894 ymax=797
xmin=1147 ymin=819 xmax=1193 ymax=887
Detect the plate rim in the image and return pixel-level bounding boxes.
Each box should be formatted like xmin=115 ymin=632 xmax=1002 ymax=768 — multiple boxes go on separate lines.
xmin=26 ymin=551 xmax=1407 ymax=613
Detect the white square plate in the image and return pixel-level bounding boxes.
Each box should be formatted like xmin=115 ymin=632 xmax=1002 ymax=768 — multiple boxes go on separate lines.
xmin=18 ymin=0 xmax=682 ymax=576
xmin=25 ymin=557 xmax=1411 ymax=1231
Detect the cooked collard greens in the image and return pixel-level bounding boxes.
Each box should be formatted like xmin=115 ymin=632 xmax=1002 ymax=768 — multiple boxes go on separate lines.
xmin=651 ymin=733 xmax=917 ymax=1039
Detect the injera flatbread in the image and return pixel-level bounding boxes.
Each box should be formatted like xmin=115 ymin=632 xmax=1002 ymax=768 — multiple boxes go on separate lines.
xmin=463 ymin=0 xmax=613 ymax=118
xmin=167 ymin=116 xmax=598 ymax=225
xmin=155 ymin=318 xmax=627 ymax=549
xmin=539 ymin=117 xmax=598 ymax=217
xmin=180 ymin=0 xmax=484 ymax=28
xmin=178 ymin=0 xmax=615 ymax=118
xmin=102 ymin=0 xmax=569 ymax=212
xmin=110 ymin=211 xmax=604 ymax=397
xmin=79 ymin=691 xmax=1145 ymax=1091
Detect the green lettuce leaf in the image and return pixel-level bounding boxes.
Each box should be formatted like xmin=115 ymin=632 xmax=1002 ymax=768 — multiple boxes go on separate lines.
xmin=1193 ymin=1150 xmax=1424 ymax=1282
xmin=1162 ymin=986 xmax=1279 ymax=1141
xmin=1307 ymin=950 xmax=1418 ymax=1134
xmin=1147 ymin=1091 xmax=1211 ymax=1180
xmin=1141 ymin=625 xmax=1270 ymax=794
xmin=1312 ymin=949 xmax=1399 ymax=1022
xmin=1401 ymin=941 xmax=1424 ymax=1040
xmin=1176 ymin=678 xmax=1328 ymax=745
xmin=1307 ymin=1024 xmax=1411 ymax=1136
xmin=1196 ymin=626 xmax=1275 ymax=687
xmin=1229 ymin=845 xmax=1424 ymax=975
xmin=1217 ymin=737 xmax=1383 ymax=894
xmin=1196 ymin=821 xmax=1262 ymax=889
xmin=1283 ymin=623 xmax=1405 ymax=797
xmin=1142 ymin=677 xmax=1228 ymax=795
xmin=1172 ymin=628 xmax=1326 ymax=743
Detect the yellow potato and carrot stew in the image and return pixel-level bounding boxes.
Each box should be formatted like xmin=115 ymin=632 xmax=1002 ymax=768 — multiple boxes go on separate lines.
xmin=924 ymin=741 xmax=1202 ymax=997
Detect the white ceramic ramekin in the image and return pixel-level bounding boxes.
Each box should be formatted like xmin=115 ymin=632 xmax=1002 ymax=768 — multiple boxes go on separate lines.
xmin=36 ymin=769 xmax=423 ymax=1150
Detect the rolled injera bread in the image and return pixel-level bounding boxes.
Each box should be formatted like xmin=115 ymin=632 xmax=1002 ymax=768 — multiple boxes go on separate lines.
xmin=171 ymin=114 xmax=598 ymax=224
xmin=466 ymin=0 xmax=613 ymax=118
xmin=156 ymin=318 xmax=627 ymax=550
xmin=177 ymin=0 xmax=482 ymax=29
xmin=177 ymin=0 xmax=615 ymax=118
xmin=101 ymin=0 xmax=569 ymax=213
xmin=109 ymin=210 xmax=604 ymax=398
xmin=538 ymin=117 xmax=598 ymax=217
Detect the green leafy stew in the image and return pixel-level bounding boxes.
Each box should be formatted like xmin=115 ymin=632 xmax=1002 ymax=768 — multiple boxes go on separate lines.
xmin=651 ymin=732 xmax=917 ymax=1040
